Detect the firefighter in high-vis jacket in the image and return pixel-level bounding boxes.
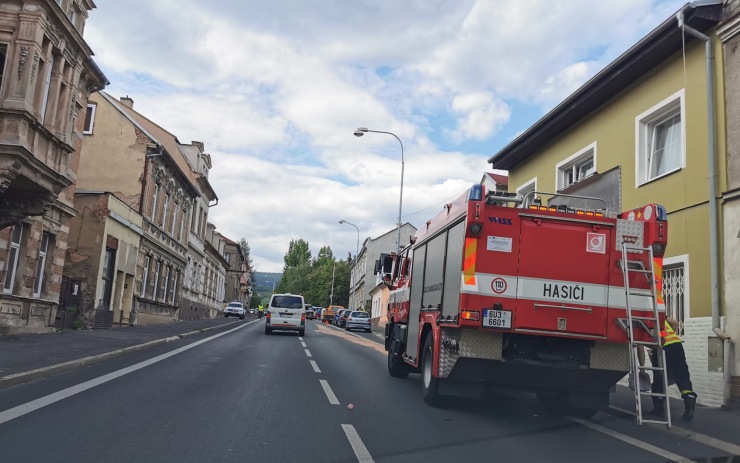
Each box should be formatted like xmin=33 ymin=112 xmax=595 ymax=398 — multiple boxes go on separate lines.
xmin=649 ymin=316 xmax=698 ymax=421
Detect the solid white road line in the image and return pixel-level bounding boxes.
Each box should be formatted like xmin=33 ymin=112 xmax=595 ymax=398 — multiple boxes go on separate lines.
xmin=319 ymin=379 xmax=340 ymax=405
xmin=610 ymin=405 xmax=740 ymax=456
xmin=570 ymin=418 xmax=695 ymax=463
xmin=310 ymin=360 xmax=321 ymax=373
xmin=301 ymin=342 xmax=307 ymax=348
xmin=304 ymin=349 xmax=312 ymax=358
xmin=341 ymin=424 xmax=375 ymax=463
xmin=0 ymin=322 xmax=253 ymax=425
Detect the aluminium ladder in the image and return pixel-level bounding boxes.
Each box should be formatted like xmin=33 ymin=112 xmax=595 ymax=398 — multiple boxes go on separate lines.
xmin=620 ymin=242 xmax=671 ymax=428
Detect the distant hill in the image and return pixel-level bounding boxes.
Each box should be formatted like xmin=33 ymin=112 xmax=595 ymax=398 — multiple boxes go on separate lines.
xmin=253 ymin=272 xmax=282 ymax=291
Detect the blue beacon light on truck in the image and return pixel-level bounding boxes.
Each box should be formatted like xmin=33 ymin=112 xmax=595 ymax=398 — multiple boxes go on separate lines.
xmin=468 ymin=184 xmax=482 ymax=201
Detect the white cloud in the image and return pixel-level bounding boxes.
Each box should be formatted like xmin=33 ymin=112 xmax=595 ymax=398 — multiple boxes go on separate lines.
xmin=85 ymin=0 xmax=687 ymax=271
xmin=450 ymin=92 xmax=510 ymax=141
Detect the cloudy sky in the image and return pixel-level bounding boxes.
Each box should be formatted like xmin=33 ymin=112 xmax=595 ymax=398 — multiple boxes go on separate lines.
xmin=85 ymin=0 xmax=685 ymax=272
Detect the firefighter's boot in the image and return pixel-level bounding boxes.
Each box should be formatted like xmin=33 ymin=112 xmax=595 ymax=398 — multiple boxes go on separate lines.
xmin=647 ymin=398 xmax=665 ymax=417
xmin=682 ymin=392 xmax=697 ymax=421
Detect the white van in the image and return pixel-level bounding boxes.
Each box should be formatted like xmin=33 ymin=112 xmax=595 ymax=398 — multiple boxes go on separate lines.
xmin=265 ymin=293 xmax=306 ymax=336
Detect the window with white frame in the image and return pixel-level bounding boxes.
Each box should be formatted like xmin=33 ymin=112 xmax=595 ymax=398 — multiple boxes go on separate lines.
xmin=162 ymin=265 xmax=170 ymax=302
xmin=141 ymin=255 xmax=150 ymax=297
xmin=152 ymin=260 xmax=161 ymax=300
xmin=516 ymin=178 xmax=537 ymax=208
xmin=662 ymin=255 xmax=689 ymax=335
xmin=0 ymin=44 xmax=8 ymax=91
xmin=33 ymin=233 xmax=50 ymax=297
xmin=151 ymin=183 xmax=159 ymax=222
xmin=179 ymin=209 xmax=187 ymax=241
xmin=83 ymin=104 xmax=96 ymax=134
xmin=3 ymin=225 xmax=24 ymax=294
xmin=171 ymin=270 xmax=179 ymax=304
xmin=161 ymin=192 xmax=170 ymax=228
xmin=170 ymin=203 xmax=178 ymax=235
xmin=636 ymin=90 xmax=685 ymax=186
xmin=556 ymin=143 xmax=596 ymax=190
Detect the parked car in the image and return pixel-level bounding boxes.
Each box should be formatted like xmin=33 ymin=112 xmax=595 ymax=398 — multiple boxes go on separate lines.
xmin=304 ymin=304 xmax=316 ymax=320
xmin=338 ymin=309 xmax=350 ymax=328
xmin=265 ymin=293 xmax=306 ymax=336
xmin=224 ymin=301 xmax=246 ymax=319
xmin=333 ymin=308 xmax=347 ymax=326
xmin=345 ymin=311 xmax=371 ymax=332
xmin=250 ymin=308 xmax=258 ymax=315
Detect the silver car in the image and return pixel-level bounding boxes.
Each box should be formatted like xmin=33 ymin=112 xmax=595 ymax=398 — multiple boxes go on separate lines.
xmin=345 ymin=311 xmax=371 ymax=332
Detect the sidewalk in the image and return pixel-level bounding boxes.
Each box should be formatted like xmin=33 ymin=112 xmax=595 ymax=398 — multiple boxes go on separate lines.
xmin=0 ymin=316 xmax=254 ymax=389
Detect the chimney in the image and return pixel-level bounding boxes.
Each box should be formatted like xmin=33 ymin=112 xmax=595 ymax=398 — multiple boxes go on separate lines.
xmin=120 ymin=96 xmax=134 ymax=108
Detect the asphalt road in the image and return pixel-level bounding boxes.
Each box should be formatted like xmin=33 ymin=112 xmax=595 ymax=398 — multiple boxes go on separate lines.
xmin=0 ymin=319 xmax=737 ymax=462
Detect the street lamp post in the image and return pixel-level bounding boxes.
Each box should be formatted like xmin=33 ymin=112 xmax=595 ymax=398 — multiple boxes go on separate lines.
xmin=354 ymin=127 xmax=404 ymax=256
xmin=339 ymin=219 xmax=360 ymax=310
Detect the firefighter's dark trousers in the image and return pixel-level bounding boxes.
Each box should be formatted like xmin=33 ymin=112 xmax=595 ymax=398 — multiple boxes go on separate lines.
xmin=650 ymin=343 xmax=696 ymax=403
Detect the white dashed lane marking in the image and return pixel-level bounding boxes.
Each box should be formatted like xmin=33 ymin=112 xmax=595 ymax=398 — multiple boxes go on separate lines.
xmin=320 ymin=380 xmax=340 ymax=405
xmin=342 ymin=424 xmax=374 ymax=462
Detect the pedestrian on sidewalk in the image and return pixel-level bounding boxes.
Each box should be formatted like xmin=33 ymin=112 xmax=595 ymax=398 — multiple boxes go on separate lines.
xmin=646 ymin=316 xmax=698 ymax=421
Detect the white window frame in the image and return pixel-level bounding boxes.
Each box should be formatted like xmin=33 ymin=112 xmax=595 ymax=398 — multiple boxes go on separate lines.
xmin=151 ymin=183 xmax=159 ymax=222
xmin=635 ymin=89 xmax=685 ymax=187
xmin=33 ymin=232 xmax=50 ymax=297
xmin=3 ymin=225 xmax=23 ymax=294
xmin=171 ymin=270 xmax=179 ymax=304
xmin=179 ymin=209 xmax=187 ymax=240
xmin=83 ymin=104 xmax=96 ymax=135
xmin=161 ymin=192 xmax=170 ymax=228
xmin=141 ymin=255 xmax=150 ymax=297
xmin=152 ymin=260 xmax=161 ymax=301
xmin=40 ymin=60 xmax=53 ymax=124
xmin=170 ymin=203 xmax=178 ymax=236
xmin=555 ymin=142 xmax=596 ymax=191
xmin=662 ymin=254 xmax=690 ymax=325
xmin=516 ymin=177 xmax=538 ymax=208
xmin=162 ymin=265 xmax=170 ymax=303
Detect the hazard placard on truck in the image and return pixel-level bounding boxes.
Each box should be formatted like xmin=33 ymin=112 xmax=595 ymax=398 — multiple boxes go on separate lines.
xmin=383 ymin=183 xmax=667 ymax=417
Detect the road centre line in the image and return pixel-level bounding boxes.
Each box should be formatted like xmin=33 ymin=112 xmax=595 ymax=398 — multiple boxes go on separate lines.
xmin=320 ymin=379 xmax=340 ymax=405
xmin=570 ymin=417 xmax=695 ymax=463
xmin=341 ymin=424 xmax=375 ymax=463
xmin=310 ymin=360 xmax=321 ymax=373
xmin=609 ymin=405 xmax=740 ymax=456
xmin=301 ymin=341 xmax=307 ymax=348
xmin=298 ymin=337 xmax=303 ymax=341
xmin=304 ymin=349 xmax=312 ymax=357
xmin=0 ymin=321 xmax=253 ymax=426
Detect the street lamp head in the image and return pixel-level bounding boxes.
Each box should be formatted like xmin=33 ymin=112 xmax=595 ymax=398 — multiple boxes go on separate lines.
xmin=339 ymin=219 xmax=345 ymax=224
xmin=354 ymin=127 xmax=368 ymax=137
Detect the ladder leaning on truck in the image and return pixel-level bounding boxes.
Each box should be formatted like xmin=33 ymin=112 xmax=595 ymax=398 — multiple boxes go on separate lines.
xmin=382 ymin=183 xmax=669 ymax=424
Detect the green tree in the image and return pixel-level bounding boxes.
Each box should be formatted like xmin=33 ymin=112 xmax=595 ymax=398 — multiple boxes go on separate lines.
xmin=283 ymin=239 xmax=312 ymax=270
xmin=314 ymin=245 xmax=334 ymax=268
xmin=239 ymin=238 xmax=255 ymax=278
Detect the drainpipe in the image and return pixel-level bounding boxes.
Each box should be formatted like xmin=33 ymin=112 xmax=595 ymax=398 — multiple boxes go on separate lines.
xmin=677 ymin=1 xmax=732 ymax=405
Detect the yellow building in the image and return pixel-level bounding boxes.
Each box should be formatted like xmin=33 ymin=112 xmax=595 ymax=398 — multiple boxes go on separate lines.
xmin=489 ymin=3 xmax=735 ymax=405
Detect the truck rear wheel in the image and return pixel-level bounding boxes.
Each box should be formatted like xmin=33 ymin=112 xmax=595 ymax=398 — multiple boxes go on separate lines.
xmin=388 ymin=338 xmax=410 ymax=378
xmin=421 ymin=335 xmax=443 ymax=406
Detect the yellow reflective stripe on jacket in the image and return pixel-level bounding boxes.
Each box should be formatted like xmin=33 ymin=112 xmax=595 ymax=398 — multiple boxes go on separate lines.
xmin=663 ymin=320 xmax=682 ymax=346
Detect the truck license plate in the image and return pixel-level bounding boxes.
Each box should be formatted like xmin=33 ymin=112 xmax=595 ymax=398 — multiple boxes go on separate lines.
xmin=482 ymin=309 xmax=511 ymax=329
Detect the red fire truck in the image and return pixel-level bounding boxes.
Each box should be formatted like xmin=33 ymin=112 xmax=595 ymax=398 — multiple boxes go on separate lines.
xmin=381 ymin=183 xmax=667 ymax=416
